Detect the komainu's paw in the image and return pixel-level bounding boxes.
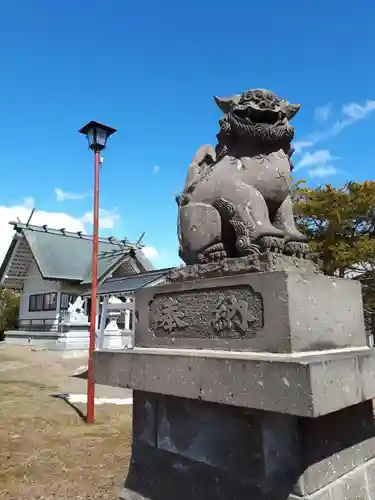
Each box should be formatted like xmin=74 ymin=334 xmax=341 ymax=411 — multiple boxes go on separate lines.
xmin=235 ymin=235 xmax=260 ymax=256
xmin=283 ymin=241 xmax=310 ymax=258
xmin=258 ymin=236 xmax=285 ymax=253
xmin=198 ymin=243 xmax=228 ymax=263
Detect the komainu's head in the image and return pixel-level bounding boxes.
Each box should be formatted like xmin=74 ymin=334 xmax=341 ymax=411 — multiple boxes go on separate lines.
xmin=214 ymin=89 xmax=300 ymax=144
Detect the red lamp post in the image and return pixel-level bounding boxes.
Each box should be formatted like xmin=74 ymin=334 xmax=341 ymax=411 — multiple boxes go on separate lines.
xmin=79 ymin=121 xmax=117 ymax=424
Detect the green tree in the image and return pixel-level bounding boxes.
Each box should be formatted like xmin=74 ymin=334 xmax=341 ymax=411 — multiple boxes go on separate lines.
xmin=290 ymin=176 xmax=307 ymax=202
xmin=0 ymin=288 xmax=20 ymax=339
xmin=293 ymin=181 xmax=375 ymax=305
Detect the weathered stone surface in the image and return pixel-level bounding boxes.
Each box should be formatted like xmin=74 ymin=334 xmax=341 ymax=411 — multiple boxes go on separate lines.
xmin=135 ymin=271 xmax=366 ymax=353
xmin=332 ymin=468 xmax=368 ymax=499
xmin=93 ymin=347 xmax=375 ymax=417
xmin=168 ymin=253 xmax=318 ymax=282
xmin=121 ymin=392 xmax=301 ymax=500
xmin=364 ymin=459 xmax=375 ymax=496
xmin=294 ymin=400 xmax=375 ymax=495
xmin=117 ymin=393 xmax=375 ymax=500
xmin=176 ymin=89 xmax=308 ymax=267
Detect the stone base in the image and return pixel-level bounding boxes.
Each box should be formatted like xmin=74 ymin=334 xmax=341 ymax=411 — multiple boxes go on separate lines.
xmin=93 ymin=347 xmax=375 ymax=417
xmin=102 ymin=330 xmax=133 ymax=349
xmin=168 ymin=253 xmax=319 ymax=283
xmin=93 ymin=265 xmax=375 ymax=499
xmin=58 ymin=322 xmax=90 ymax=349
xmin=120 ymin=392 xmax=375 ymax=500
xmin=4 ymin=326 xmax=90 ymax=351
xmin=135 ymin=271 xmax=366 ymax=353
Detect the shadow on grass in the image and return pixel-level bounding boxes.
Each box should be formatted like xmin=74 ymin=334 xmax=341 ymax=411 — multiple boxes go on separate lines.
xmin=51 ymin=394 xmax=87 ymax=423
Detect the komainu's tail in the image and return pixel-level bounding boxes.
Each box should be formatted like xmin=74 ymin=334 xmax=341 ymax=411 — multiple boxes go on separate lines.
xmin=183 ymin=144 xmax=216 ymax=193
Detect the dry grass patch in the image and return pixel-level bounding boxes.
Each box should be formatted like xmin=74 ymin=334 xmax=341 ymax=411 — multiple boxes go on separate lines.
xmin=0 ymin=349 xmax=132 ymax=499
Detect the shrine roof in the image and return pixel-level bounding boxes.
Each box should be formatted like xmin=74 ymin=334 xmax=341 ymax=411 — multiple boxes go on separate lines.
xmin=85 ymin=268 xmax=173 ymax=296
xmin=0 ymin=222 xmax=154 ymax=287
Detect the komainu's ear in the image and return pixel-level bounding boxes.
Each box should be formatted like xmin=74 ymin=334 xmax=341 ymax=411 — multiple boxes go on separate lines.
xmin=283 ymin=103 xmax=301 ymax=120
xmin=214 ymin=94 xmax=241 ymax=114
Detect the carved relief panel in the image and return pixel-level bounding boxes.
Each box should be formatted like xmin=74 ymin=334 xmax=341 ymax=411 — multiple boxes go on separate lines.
xmin=149 ymin=285 xmax=264 ymax=339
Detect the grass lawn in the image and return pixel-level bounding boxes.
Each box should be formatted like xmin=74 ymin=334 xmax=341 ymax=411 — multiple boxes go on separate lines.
xmin=0 ymin=347 xmax=132 ymax=499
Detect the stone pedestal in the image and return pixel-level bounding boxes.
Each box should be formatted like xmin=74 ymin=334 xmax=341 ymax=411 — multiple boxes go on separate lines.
xmin=98 ymin=297 xmax=134 ymax=349
xmin=102 ymin=308 xmax=124 ymax=349
xmin=93 ymin=266 xmax=375 ymax=499
xmin=59 ymin=321 xmax=90 ymax=349
xmin=100 ymin=330 xmax=133 ymax=350
xmin=124 ymin=393 xmax=375 ymax=500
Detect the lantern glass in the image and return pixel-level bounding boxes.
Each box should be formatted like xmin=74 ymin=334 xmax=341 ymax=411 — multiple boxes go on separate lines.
xmin=86 ymin=128 xmax=95 ymax=149
xmin=95 ymin=127 xmax=108 ymax=149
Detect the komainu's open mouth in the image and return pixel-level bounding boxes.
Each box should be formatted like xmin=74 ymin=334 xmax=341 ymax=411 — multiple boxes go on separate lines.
xmin=233 ymin=105 xmax=282 ymax=125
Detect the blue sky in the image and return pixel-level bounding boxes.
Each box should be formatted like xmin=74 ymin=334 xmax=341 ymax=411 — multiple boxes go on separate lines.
xmin=1 ymin=0 xmax=375 ymax=268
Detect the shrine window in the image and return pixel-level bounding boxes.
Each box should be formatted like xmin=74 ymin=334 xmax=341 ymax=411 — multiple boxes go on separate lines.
xmin=43 ymin=292 xmax=57 ymax=311
xmin=28 ymin=294 xmax=43 ymax=312
xmin=60 ymin=293 xmax=78 ymax=311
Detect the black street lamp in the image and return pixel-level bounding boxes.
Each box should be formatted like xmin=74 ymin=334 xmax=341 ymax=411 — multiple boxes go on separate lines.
xmin=79 ymin=121 xmax=117 ymax=151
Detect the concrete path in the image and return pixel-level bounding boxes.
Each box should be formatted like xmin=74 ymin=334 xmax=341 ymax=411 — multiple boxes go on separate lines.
xmin=0 ymin=343 xmax=133 ymax=402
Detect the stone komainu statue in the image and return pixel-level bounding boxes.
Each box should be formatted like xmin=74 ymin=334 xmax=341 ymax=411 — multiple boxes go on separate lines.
xmin=177 ymin=88 xmax=307 ymax=265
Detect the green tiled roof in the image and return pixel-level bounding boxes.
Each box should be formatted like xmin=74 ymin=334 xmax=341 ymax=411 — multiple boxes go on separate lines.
xmin=80 ymin=251 xmax=143 ymax=284
xmin=81 ymin=268 xmax=173 ymax=296
xmin=11 ymin=223 xmax=154 ymax=283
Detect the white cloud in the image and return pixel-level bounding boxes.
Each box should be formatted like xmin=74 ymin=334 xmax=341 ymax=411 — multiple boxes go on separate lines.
xmin=0 ymin=203 xmax=85 ymax=266
xmin=142 ymin=246 xmax=159 ymax=260
xmin=80 ymin=208 xmax=120 ymax=229
xmin=342 ymin=100 xmax=375 ymax=120
xmin=153 ymin=165 xmax=160 ymax=174
xmin=295 ymin=99 xmax=375 ymax=151
xmin=314 ymin=104 xmax=331 ymax=122
xmin=293 ymin=141 xmax=314 ymax=154
xmin=22 ymin=197 xmax=35 ymax=209
xmin=295 ymin=149 xmax=338 ymax=171
xmin=55 ymin=188 xmax=89 ymax=202
xmin=328 ymin=100 xmax=375 ymax=137
xmin=308 ymin=166 xmax=339 ymax=178
xmin=292 ymin=99 xmax=375 ymax=180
